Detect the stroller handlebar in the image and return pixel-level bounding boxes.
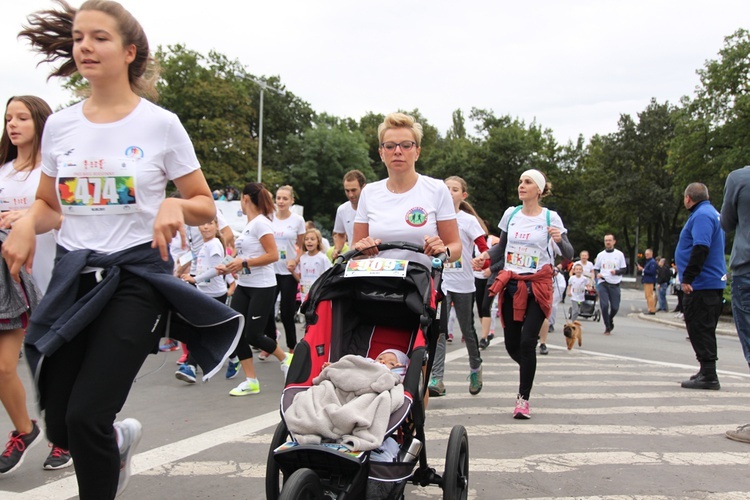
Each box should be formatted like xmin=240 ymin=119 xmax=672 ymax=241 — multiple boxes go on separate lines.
xmin=336 ymin=241 xmax=432 ymax=264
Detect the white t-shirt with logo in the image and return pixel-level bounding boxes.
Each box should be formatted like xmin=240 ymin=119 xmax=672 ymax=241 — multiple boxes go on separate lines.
xmin=498 ymin=206 xmax=566 ymax=274
xmin=355 ymin=175 xmax=456 ymax=268
xmin=235 ymin=214 xmax=276 ymax=288
xmin=296 ymin=251 xmax=332 ymax=302
xmin=333 ymin=201 xmax=356 ymax=245
xmin=271 ymin=212 xmax=305 ymax=276
xmin=195 ymin=238 xmax=227 ymax=297
xmin=0 ymin=163 xmax=57 ymax=293
xmin=442 ymin=210 xmax=485 ymax=294
xmin=594 ymin=249 xmax=627 ymax=284
xmin=41 ymin=99 xmax=199 ymax=254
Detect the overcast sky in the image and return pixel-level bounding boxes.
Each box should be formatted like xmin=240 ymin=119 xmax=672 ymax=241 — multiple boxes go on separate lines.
xmin=3 ymin=1 xmax=748 ymax=144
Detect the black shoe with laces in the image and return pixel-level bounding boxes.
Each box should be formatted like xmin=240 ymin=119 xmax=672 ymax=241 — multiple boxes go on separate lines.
xmin=479 ymin=337 xmax=489 ymax=350
xmin=0 ymin=420 xmax=43 ymax=474
xmin=539 ymin=343 xmax=548 ymax=355
xmin=681 ymin=373 xmax=720 ymax=390
xmin=43 ymin=445 xmax=73 ymax=470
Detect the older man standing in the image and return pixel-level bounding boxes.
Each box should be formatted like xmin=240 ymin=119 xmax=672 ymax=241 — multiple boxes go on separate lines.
xmin=721 ymin=166 xmax=750 ymax=442
xmin=331 ymin=170 xmax=366 ymax=260
xmin=637 ymin=248 xmax=658 ymax=314
xmin=676 ymin=183 xmax=726 ymax=390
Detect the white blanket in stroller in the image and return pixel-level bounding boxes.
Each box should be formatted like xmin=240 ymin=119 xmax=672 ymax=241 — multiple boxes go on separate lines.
xmin=284 ymin=354 xmax=405 ymax=451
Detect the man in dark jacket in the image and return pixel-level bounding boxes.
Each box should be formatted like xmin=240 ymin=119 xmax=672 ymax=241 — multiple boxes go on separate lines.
xmin=656 ymin=258 xmax=671 ymax=312
xmin=638 ymin=248 xmax=657 ymax=314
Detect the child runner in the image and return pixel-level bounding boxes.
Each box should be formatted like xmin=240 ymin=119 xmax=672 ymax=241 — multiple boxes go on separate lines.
xmin=293 ymin=227 xmax=332 ymax=304
xmin=0 ymin=95 xmax=72 ymax=472
xmin=217 ymin=182 xmax=293 ymax=396
xmin=567 ymin=262 xmax=589 ymax=321
xmin=7 ymin=2 xmax=243 ymax=497
xmin=428 ymin=176 xmax=488 ymax=397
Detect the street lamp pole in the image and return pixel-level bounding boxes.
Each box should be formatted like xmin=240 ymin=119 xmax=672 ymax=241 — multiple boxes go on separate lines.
xmin=237 ymin=74 xmax=283 ymax=183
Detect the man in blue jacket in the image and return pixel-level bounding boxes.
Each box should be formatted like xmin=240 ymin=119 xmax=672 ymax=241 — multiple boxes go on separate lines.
xmin=638 ymin=248 xmax=658 ymax=314
xmin=675 ymin=183 xmax=727 ymax=390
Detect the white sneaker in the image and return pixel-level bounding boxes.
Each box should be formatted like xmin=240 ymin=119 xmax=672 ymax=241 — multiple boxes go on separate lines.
xmin=114 ymin=418 xmax=142 ymax=497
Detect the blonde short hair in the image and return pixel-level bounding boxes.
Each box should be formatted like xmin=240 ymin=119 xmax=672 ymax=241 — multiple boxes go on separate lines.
xmin=377 ymin=112 xmax=423 ymax=147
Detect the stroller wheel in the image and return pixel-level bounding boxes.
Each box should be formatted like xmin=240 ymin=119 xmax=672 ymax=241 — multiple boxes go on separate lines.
xmin=279 ymin=468 xmax=324 ymax=500
xmin=266 ymin=421 xmax=291 ymax=500
xmin=443 ymin=425 xmax=469 ymax=500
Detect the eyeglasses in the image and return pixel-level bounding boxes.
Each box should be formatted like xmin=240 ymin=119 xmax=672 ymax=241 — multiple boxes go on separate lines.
xmin=381 ymin=141 xmax=417 ymax=152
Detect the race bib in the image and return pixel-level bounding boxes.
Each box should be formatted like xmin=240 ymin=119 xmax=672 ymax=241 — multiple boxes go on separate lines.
xmin=57 ymin=158 xmax=140 ymax=215
xmin=443 ymin=256 xmax=463 ymax=273
xmin=505 ymin=243 xmax=542 ymax=274
xmin=344 ymin=258 xmax=408 ymax=278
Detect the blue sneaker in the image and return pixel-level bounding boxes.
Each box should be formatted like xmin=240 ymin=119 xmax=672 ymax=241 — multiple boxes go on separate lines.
xmin=175 ymin=364 xmax=196 ymax=384
xmin=225 ymin=358 xmax=240 ymax=380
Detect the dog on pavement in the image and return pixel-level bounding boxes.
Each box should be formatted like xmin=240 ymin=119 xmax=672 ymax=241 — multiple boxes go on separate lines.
xmin=563 ymin=321 xmax=582 ymax=350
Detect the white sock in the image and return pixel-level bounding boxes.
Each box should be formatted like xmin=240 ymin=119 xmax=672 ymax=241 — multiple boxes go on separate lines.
xmin=229 ymin=356 xmax=239 ymax=363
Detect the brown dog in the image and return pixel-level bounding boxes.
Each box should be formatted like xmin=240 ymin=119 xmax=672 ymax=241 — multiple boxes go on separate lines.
xmin=563 ymin=321 xmax=582 ymax=350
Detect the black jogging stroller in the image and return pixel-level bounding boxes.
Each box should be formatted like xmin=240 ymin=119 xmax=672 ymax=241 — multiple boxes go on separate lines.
xmin=567 ymin=286 xmax=601 ymax=321
xmin=266 ymin=242 xmax=470 ymax=500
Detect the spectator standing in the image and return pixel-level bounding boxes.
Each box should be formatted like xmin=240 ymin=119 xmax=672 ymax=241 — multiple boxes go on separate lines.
xmin=656 ymin=257 xmax=671 ymax=312
xmin=676 ymin=183 xmax=726 ymax=390
xmin=594 ymin=234 xmax=628 ymax=335
xmin=637 ymin=248 xmax=657 ymax=314
xmin=720 ymin=166 xmax=750 ymax=442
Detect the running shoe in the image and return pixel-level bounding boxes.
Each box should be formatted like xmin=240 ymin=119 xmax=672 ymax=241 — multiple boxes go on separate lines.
xmin=513 ymin=395 xmax=531 ymax=419
xmin=487 ymin=332 xmax=495 ymax=341
xmin=229 ymin=379 xmax=260 ymax=396
xmin=280 ymin=353 xmax=293 ymax=380
xmin=478 ymin=337 xmax=489 ymax=350
xmin=0 ymin=420 xmax=42 ymax=474
xmin=428 ymin=377 xmax=446 ymax=397
xmin=225 ymin=358 xmax=240 ymax=379
xmin=43 ymin=445 xmax=72 ymax=470
xmin=175 ymin=364 xmax=197 ymax=384
xmin=258 ymin=351 xmax=269 ymax=361
xmin=446 ymin=333 xmax=453 ymax=343
xmin=159 ymin=339 xmax=179 ymax=352
xmin=176 ymin=353 xmax=188 ymax=365
xmin=539 ymin=343 xmax=548 ymax=355
xmin=468 ymin=366 xmax=483 ymax=395
xmin=114 ymin=418 xmax=142 ymax=497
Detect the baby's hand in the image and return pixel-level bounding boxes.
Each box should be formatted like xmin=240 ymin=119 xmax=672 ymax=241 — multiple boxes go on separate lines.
xmin=321 ymin=362 xmax=331 ymax=369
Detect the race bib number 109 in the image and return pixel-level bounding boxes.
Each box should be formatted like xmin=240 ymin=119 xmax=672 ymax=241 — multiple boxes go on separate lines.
xmin=57 ymin=158 xmax=140 ymax=215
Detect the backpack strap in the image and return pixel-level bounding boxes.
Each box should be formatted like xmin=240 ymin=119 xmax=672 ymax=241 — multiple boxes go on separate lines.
xmin=505 ymin=206 xmax=523 ymax=232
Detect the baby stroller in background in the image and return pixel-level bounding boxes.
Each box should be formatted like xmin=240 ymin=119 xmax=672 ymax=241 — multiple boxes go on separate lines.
xmin=266 ymin=242 xmax=470 ymax=500
xmin=567 ymin=286 xmax=601 ymax=322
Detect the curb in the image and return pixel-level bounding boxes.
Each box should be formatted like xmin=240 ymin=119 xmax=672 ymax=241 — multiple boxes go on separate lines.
xmin=633 ymin=312 xmax=737 ymax=337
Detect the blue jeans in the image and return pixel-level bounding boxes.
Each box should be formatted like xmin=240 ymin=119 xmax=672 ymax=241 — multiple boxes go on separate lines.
xmin=658 ymin=283 xmax=669 ymax=311
xmin=597 ymin=282 xmax=621 ymax=331
xmin=731 ymin=273 xmax=750 ymax=368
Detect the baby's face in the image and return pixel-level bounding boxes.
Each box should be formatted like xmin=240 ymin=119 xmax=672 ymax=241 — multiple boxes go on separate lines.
xmin=376 ymin=352 xmax=401 ymax=369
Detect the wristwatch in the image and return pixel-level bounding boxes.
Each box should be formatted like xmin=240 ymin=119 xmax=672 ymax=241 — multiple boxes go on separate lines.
xmin=242 ymin=260 xmax=249 ymax=270
xmin=445 ymin=247 xmax=451 ymax=260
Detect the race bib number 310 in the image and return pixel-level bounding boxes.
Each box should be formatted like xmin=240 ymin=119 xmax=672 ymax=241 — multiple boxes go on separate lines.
xmin=57 ymin=158 xmax=140 ymax=215
xmin=344 ymin=258 xmax=408 ymax=278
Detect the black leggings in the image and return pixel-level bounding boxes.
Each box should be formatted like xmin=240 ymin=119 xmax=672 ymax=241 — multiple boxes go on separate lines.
xmin=474 ymin=277 xmax=490 ymax=318
xmin=231 ymin=285 xmax=277 ymax=360
xmin=501 ymin=282 xmax=547 ymax=400
xmin=264 ymin=274 xmax=298 ymax=350
xmin=39 ymin=271 xmax=168 ymax=500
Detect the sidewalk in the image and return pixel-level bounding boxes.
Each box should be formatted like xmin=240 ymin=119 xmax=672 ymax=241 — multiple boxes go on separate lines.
xmin=635 ymin=311 xmax=738 ymax=337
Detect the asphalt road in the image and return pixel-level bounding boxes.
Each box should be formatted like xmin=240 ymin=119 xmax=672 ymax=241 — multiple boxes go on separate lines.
xmin=1 ymin=287 xmax=749 ymax=499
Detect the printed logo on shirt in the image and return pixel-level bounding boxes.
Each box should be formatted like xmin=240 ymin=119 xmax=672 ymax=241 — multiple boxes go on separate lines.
xmin=124 ymin=146 xmax=144 ymax=159
xmin=405 ymin=207 xmax=428 ymax=227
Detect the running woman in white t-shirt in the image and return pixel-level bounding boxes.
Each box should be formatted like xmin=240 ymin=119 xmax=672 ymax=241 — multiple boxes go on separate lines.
xmin=429 ymin=176 xmax=488 ymax=398
xmin=0 ymin=95 xmax=73 ymax=472
xmin=264 ymin=185 xmax=306 ymax=353
xmin=473 ymin=169 xmax=574 ymax=420
xmin=293 ymin=227 xmax=332 ymax=304
xmin=352 ymin=113 xmax=460 ymax=267
xmin=5 ymin=3 xmax=239 ymax=497
xmin=217 ymin=183 xmax=292 ymax=397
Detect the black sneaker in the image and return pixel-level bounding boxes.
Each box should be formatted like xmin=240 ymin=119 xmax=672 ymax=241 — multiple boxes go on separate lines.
xmin=43 ymin=444 xmax=73 ymax=470
xmin=478 ymin=337 xmax=489 ymax=350
xmin=0 ymin=420 xmax=43 ymax=474
xmin=539 ymin=343 xmax=549 ymax=355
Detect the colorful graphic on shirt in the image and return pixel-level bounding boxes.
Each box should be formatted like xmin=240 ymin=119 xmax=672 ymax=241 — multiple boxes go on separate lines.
xmin=124 ymin=146 xmax=144 ymax=159
xmin=405 ymin=207 xmax=428 ymax=227
xmin=58 ymin=177 xmax=136 ymax=207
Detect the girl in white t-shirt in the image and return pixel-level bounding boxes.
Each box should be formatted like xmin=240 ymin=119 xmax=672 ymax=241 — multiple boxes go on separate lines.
xmin=293 ymin=227 xmax=332 ymax=304
xmin=6 ymin=3 xmax=241 ymax=497
xmin=0 ymin=95 xmax=72 ymax=472
xmin=473 ymin=169 xmax=574 ymax=420
xmin=567 ymin=263 xmax=590 ymax=321
xmin=217 ymin=182 xmax=292 ymax=397
xmin=265 ymin=185 xmax=306 ymax=353
xmin=429 ymin=176 xmax=488 ymax=397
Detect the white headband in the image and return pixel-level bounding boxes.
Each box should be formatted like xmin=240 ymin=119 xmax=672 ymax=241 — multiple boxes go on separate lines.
xmin=521 ymin=169 xmax=546 ymax=193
